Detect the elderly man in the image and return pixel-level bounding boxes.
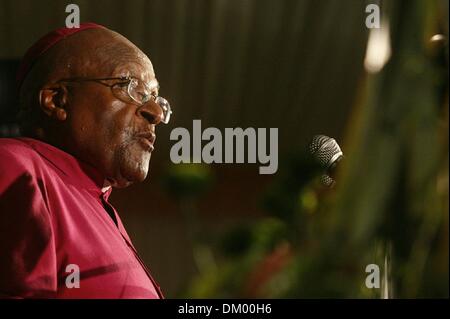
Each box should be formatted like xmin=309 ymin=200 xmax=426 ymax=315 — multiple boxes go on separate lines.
xmin=0 ymin=23 xmax=171 ymax=298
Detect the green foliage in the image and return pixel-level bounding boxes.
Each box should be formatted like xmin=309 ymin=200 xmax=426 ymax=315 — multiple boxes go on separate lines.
xmin=178 ymin=0 xmax=448 ymax=298
xmin=162 ymin=163 xmax=213 ymax=199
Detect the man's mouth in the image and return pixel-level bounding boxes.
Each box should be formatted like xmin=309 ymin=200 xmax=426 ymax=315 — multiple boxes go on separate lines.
xmin=135 ymin=132 xmax=156 ymax=152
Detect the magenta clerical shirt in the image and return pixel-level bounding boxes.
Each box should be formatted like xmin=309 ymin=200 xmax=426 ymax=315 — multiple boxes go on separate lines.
xmin=0 ymin=137 xmax=163 ymax=298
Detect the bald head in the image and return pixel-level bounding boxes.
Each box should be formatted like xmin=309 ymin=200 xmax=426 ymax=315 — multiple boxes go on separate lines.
xmin=19 ymin=27 xmax=154 ymax=121
xmin=18 ymin=25 xmax=164 ymax=188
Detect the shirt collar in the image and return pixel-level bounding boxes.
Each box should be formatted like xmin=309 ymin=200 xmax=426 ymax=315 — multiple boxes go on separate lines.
xmin=19 ymin=137 xmax=111 ymax=198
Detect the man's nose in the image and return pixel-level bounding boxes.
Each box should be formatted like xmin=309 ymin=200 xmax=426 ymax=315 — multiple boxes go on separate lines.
xmin=137 ymin=99 xmax=164 ymax=125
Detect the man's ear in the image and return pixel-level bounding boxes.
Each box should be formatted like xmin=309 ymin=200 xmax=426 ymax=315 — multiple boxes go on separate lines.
xmin=38 ymin=84 xmax=69 ymax=121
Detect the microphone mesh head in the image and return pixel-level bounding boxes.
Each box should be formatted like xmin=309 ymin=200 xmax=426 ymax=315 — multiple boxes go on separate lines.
xmin=320 ymin=174 xmax=335 ymax=187
xmin=309 ymin=135 xmax=343 ymax=187
xmin=309 ymin=135 xmax=343 ymax=169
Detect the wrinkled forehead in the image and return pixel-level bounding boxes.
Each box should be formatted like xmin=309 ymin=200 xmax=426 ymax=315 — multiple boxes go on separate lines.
xmin=25 ymin=27 xmax=158 ymax=87
xmin=112 ymin=56 xmax=159 ymax=90
xmin=68 ymin=29 xmax=157 ymax=82
xmin=84 ymin=30 xmax=156 ymax=81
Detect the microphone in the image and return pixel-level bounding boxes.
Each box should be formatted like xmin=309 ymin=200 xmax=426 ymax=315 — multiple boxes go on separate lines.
xmin=308 ymin=135 xmax=343 ymax=187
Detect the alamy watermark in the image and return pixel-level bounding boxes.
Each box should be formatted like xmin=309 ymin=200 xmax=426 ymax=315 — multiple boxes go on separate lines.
xmin=365 ymin=4 xmax=381 ymax=29
xmin=65 ymin=263 xmax=80 ymax=288
xmin=170 ymin=120 xmax=278 ymax=175
xmin=65 ymin=4 xmax=80 ymax=28
xmin=365 ymin=263 xmax=380 ymax=289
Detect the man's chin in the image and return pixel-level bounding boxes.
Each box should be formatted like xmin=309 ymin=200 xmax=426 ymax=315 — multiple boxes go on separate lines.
xmin=108 ymin=178 xmax=133 ymax=189
xmin=108 ymin=169 xmax=148 ymax=188
xmin=109 ymin=143 xmax=151 ymax=188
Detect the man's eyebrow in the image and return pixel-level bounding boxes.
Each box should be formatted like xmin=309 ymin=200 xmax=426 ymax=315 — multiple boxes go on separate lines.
xmin=147 ymin=80 xmax=160 ymax=91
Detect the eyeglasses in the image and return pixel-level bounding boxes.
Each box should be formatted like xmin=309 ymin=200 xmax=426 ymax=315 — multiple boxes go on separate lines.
xmin=57 ymin=76 xmax=172 ymax=124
